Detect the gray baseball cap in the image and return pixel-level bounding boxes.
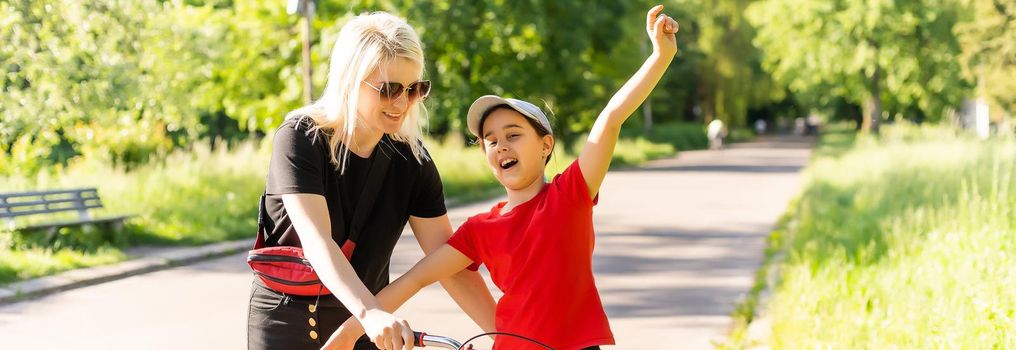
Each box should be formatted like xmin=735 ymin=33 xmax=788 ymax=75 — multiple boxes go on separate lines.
xmin=466 ymin=95 xmax=553 ymax=137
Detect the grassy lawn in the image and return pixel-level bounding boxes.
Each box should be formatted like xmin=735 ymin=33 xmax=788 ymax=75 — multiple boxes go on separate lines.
xmin=725 ymin=123 xmax=1016 ymax=348
xmin=0 ymin=122 xmax=706 ymax=285
xmin=1 ymin=141 xmax=270 ymax=284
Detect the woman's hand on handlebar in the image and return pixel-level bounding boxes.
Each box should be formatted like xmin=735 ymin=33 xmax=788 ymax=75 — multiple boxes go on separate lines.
xmin=361 ymin=309 xmax=415 ymax=350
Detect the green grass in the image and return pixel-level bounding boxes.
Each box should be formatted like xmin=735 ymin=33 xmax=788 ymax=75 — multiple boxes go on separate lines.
xmin=727 ymin=127 xmax=757 ymax=143
xmin=0 ymin=122 xmax=707 ymax=285
xmin=3 ymin=140 xmax=270 ymax=246
xmin=0 ymin=247 xmax=126 ymax=285
xmin=622 ymin=122 xmax=709 ymax=151
xmin=0 ymin=140 xmax=270 ymax=285
xmin=610 ymin=137 xmax=677 ymax=167
xmin=725 ymin=123 xmax=1016 ymax=349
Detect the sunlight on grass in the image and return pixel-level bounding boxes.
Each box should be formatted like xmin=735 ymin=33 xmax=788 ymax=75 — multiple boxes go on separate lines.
xmin=726 ymin=123 xmax=1016 ymax=349
xmin=0 ymin=246 xmax=126 ymax=285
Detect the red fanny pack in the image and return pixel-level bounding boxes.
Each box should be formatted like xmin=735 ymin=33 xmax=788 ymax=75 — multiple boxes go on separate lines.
xmin=247 ymin=245 xmax=334 ymax=296
xmin=247 ymin=142 xmax=389 ymax=296
xmin=246 ymin=225 xmax=360 ymax=296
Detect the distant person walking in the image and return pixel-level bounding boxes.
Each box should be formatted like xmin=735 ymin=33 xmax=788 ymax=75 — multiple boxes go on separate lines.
xmin=755 ymin=119 xmax=767 ymax=135
xmin=708 ymin=119 xmax=726 ymax=149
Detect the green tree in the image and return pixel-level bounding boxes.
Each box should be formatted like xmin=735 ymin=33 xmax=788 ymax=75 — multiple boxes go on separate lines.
xmin=2 ymin=0 xmax=797 ymax=176
xmin=956 ymin=0 xmax=1016 ymax=115
xmin=747 ymin=0 xmax=970 ymax=132
xmin=397 ymin=0 xmax=639 ymax=145
xmin=0 ymin=0 xmax=230 ymax=173
xmin=199 ymin=0 xmax=307 ymax=133
xmin=687 ymin=0 xmax=783 ymax=129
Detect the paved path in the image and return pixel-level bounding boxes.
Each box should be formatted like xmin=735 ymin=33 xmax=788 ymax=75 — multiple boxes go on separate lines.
xmin=0 ymin=136 xmax=812 ymax=349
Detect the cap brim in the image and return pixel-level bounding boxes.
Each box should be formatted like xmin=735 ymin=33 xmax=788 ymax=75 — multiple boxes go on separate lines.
xmin=466 ymin=95 xmax=512 ymax=137
xmin=466 ymin=95 xmax=545 ymax=137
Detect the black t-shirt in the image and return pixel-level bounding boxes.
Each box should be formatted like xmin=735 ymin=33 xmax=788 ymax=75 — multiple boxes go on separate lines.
xmin=262 ymin=118 xmax=447 ymax=306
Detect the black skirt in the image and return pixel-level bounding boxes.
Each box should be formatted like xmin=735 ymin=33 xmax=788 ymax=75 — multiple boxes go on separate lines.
xmin=247 ymin=281 xmax=378 ymax=350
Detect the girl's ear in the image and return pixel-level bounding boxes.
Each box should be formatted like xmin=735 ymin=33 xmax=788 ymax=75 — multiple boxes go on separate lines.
xmin=542 ymin=135 xmax=555 ymax=158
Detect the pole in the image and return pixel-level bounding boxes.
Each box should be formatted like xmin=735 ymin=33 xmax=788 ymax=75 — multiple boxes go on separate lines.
xmin=300 ymin=0 xmax=315 ymax=105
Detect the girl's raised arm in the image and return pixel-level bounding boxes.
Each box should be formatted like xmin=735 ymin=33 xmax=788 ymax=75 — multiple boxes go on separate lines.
xmin=579 ymin=5 xmax=679 ymax=199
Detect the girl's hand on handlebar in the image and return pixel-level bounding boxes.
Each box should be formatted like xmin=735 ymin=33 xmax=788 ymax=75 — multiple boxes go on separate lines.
xmin=320 ymin=320 xmax=362 ymax=350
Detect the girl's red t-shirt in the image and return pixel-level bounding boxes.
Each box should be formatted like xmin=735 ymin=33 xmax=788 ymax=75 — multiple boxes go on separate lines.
xmin=447 ymin=161 xmax=615 ymax=350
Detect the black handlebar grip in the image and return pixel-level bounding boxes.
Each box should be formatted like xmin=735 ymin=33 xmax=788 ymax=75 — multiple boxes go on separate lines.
xmin=413 ymin=331 xmax=426 ymax=347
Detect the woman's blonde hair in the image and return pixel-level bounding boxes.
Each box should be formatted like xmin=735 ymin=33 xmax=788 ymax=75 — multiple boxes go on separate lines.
xmin=286 ymin=12 xmax=428 ymax=172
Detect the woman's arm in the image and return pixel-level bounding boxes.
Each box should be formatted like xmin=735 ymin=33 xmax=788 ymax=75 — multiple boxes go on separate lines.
xmin=579 ymin=5 xmax=679 ymax=199
xmin=408 ymin=215 xmax=496 ymax=332
xmin=282 ymin=194 xmax=414 ymax=350
xmin=321 ymin=244 xmax=476 ymax=349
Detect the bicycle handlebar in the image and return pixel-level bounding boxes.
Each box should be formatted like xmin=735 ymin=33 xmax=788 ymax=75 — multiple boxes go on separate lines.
xmin=413 ymin=331 xmax=464 ymax=349
xmin=412 ymin=330 xmax=553 ymax=350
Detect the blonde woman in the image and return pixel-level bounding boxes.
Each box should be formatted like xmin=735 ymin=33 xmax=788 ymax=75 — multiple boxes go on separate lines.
xmin=247 ymin=12 xmax=495 ymax=350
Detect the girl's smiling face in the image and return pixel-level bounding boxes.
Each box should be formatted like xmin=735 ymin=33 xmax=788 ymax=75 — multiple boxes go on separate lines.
xmin=480 ymin=108 xmax=554 ymax=191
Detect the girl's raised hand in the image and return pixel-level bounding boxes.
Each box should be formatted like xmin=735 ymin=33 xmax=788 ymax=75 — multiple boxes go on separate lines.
xmin=647 ymin=5 xmax=679 ymax=58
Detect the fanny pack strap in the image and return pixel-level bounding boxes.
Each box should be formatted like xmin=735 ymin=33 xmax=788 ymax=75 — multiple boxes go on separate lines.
xmin=253 ymin=193 xmax=273 ymax=250
xmin=338 ymin=139 xmax=391 ymax=259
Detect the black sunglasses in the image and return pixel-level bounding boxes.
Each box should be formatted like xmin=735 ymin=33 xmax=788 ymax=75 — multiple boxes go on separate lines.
xmin=363 ymin=80 xmax=431 ymax=100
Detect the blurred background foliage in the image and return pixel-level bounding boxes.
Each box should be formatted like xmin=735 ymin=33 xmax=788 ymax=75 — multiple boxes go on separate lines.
xmin=3 ymin=0 xmax=1012 ymax=176
xmin=2 ymin=0 xmax=1015 ymax=248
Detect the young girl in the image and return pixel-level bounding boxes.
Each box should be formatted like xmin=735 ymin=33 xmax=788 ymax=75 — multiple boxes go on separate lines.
xmin=325 ymin=5 xmax=679 ymax=350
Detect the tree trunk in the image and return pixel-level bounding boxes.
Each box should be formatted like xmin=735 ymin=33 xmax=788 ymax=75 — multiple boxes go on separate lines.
xmin=862 ymin=65 xmax=882 ymax=134
xmin=640 ymin=40 xmax=654 ymax=134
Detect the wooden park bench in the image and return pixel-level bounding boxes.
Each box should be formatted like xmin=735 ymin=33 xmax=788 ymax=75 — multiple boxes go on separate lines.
xmin=0 ymin=188 xmax=133 ymax=239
